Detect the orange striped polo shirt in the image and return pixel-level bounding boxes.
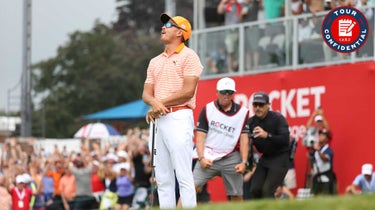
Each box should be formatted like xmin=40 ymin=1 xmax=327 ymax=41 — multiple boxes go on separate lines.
xmin=145 ymin=43 xmax=203 ymax=109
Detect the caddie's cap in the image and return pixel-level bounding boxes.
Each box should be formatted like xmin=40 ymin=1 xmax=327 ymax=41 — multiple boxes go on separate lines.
xmin=253 ymin=92 xmax=269 ymax=104
xmin=216 ymin=77 xmax=236 ymax=91
xmin=362 ymin=163 xmax=373 ymax=175
xmin=160 ymin=13 xmax=192 ymax=41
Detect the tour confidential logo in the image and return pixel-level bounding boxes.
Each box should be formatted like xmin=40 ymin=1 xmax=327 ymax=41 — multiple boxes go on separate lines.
xmin=322 ymin=7 xmax=369 ymax=53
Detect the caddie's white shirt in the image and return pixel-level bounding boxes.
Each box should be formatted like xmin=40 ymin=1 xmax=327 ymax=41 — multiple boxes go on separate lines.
xmin=201 ymin=101 xmax=248 ymax=161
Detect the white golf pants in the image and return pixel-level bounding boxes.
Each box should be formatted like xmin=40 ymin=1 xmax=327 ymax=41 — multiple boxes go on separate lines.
xmin=149 ymin=109 xmax=197 ymax=208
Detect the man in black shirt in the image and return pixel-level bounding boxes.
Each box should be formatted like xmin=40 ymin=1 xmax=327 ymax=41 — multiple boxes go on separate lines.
xmin=248 ymin=91 xmax=290 ymax=199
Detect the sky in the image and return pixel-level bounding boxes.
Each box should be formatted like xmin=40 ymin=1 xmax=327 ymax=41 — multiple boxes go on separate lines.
xmin=0 ymin=0 xmax=117 ymax=112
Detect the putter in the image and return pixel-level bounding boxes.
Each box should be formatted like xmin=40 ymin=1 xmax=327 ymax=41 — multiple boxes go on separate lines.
xmin=150 ymin=120 xmax=157 ymax=207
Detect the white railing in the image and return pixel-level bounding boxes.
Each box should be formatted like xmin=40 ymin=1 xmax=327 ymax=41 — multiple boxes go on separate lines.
xmin=190 ymin=6 xmax=375 ymax=79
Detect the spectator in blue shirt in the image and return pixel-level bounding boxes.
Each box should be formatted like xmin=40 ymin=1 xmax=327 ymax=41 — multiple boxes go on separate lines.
xmin=346 ymin=163 xmax=375 ymax=194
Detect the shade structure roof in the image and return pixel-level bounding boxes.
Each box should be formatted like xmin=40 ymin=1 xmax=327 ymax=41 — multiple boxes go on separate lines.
xmin=82 ymin=99 xmax=150 ymax=120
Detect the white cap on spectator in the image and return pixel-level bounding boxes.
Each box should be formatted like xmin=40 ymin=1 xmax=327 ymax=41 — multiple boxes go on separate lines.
xmin=22 ymin=173 xmax=32 ymax=183
xmin=93 ymin=160 xmax=100 ymax=166
xmin=106 ymin=153 xmax=118 ymax=162
xmin=117 ymin=150 xmax=128 ymax=159
xmin=362 ymin=163 xmax=373 ymax=175
xmin=16 ymin=175 xmax=25 ymax=184
xmin=118 ymin=162 xmax=130 ymax=171
xmin=314 ymin=115 xmax=323 ymax=122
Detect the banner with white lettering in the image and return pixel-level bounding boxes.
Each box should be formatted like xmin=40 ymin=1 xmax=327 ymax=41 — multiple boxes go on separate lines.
xmin=195 ymin=62 xmax=375 ymax=201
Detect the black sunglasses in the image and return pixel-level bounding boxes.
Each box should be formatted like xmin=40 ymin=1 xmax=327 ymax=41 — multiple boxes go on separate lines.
xmin=219 ymin=90 xmax=235 ymax=95
xmin=164 ymin=22 xmax=187 ymax=32
xmin=252 ymin=102 xmax=266 ymax=107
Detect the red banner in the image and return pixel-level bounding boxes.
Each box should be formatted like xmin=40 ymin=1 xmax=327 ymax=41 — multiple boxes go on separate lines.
xmin=195 ymin=61 xmax=375 ymax=201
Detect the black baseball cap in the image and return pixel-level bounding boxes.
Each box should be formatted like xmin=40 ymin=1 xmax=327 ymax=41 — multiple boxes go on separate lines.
xmin=253 ymin=92 xmax=269 ymax=104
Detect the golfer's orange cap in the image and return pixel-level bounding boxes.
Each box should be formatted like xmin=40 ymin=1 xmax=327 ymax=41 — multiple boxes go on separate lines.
xmin=160 ymin=13 xmax=192 ymax=41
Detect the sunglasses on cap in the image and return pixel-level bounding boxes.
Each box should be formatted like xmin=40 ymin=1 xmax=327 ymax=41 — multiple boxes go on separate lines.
xmin=219 ymin=90 xmax=235 ymax=95
xmin=164 ymin=22 xmax=187 ymax=31
xmin=252 ymin=102 xmax=266 ymax=108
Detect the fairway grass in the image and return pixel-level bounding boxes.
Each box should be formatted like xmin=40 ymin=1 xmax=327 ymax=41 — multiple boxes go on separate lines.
xmin=194 ymin=194 xmax=375 ymax=210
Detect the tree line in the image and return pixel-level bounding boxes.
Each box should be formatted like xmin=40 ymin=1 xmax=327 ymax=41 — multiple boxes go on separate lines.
xmin=30 ymin=0 xmax=194 ymax=138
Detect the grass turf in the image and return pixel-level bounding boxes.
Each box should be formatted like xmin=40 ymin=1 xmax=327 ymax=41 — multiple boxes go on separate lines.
xmin=193 ymin=194 xmax=374 ymax=210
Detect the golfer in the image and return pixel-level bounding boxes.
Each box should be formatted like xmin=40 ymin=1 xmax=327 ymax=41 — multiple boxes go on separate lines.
xmin=142 ymin=13 xmax=203 ymax=208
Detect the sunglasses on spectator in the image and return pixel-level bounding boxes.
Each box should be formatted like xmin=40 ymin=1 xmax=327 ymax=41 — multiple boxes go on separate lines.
xmin=252 ymin=102 xmax=266 ymax=108
xmin=219 ymin=90 xmax=235 ymax=95
xmin=164 ymin=22 xmax=187 ymax=31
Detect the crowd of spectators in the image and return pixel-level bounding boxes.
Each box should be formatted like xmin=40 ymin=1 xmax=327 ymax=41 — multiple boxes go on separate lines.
xmin=206 ymin=0 xmax=375 ymax=73
xmin=0 ymin=127 xmax=153 ymax=210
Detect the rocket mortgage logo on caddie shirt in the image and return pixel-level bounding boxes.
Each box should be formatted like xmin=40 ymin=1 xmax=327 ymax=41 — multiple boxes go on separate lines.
xmin=322 ymin=6 xmax=369 ymax=53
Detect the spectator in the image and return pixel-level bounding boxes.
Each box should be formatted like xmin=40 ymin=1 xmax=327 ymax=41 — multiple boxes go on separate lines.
xmin=242 ymin=0 xmax=261 ymax=70
xmin=297 ymin=16 xmax=315 ymax=64
xmin=309 ymin=0 xmax=349 ymax=61
xmin=336 ymin=0 xmax=356 ymax=7
xmin=46 ymin=158 xmax=65 ymax=210
xmin=115 ymin=163 xmax=134 ymax=210
xmin=106 ymin=152 xmax=119 ymax=168
xmin=306 ymin=0 xmax=325 ymax=14
xmin=99 ymin=166 xmax=118 ymax=210
xmin=10 ymin=174 xmax=34 ymax=210
xmin=304 ymin=107 xmax=330 ymax=147
xmin=113 ymin=150 xmax=132 ymax=177
xmin=70 ymin=155 xmax=96 ymax=210
xmin=28 ymin=162 xmax=44 ymax=210
xmin=59 ymin=165 xmax=76 ymax=210
xmin=130 ymin=142 xmax=152 ymax=209
xmin=355 ymin=0 xmax=374 ymax=57
xmin=24 ymin=170 xmax=44 ymax=210
xmin=291 ymin=0 xmax=304 ymax=15
xmin=345 ymin=163 xmax=375 ymax=194
xmin=41 ymin=161 xmax=55 ymax=208
xmin=311 ymin=129 xmax=337 ymax=195
xmin=217 ymin=0 xmax=243 ymax=72
xmin=263 ymin=0 xmax=285 ymax=19
xmin=298 ymin=18 xmax=313 ymax=43
xmin=193 ymin=77 xmax=250 ymax=201
xmin=248 ymin=92 xmax=290 ymax=199
xmin=261 ymin=0 xmax=286 ymax=66
xmin=92 ymin=160 xmax=105 ymax=205
xmin=0 ymin=173 xmax=12 ymax=210
xmin=324 ymin=0 xmax=339 ymax=10
xmin=206 ymin=44 xmax=227 ymax=74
